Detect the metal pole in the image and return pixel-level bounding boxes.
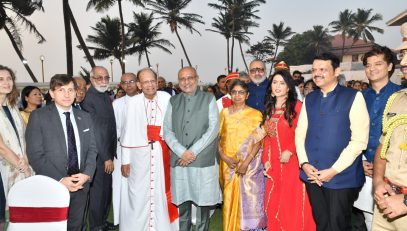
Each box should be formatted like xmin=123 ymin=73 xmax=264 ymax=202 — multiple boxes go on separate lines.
xmin=40 ymin=55 xmax=45 ymax=83
xmin=110 ymin=59 xmax=114 ymax=82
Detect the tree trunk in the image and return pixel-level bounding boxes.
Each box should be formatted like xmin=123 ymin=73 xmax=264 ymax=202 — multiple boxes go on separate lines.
xmin=145 ymin=48 xmax=151 ymax=67
xmin=341 ymin=34 xmax=346 ymax=62
xmin=269 ymin=43 xmax=279 ymax=76
xmin=118 ymin=0 xmax=125 ymax=74
xmin=66 ymin=3 xmax=95 ymax=68
xmin=63 ymin=0 xmax=73 ymax=76
xmin=230 ymin=37 xmax=235 ymax=72
xmin=239 ymin=40 xmax=248 ymax=73
xmin=174 ymin=28 xmax=192 ymax=66
xmin=4 ymin=26 xmax=38 ymax=82
xmin=226 ymin=38 xmax=230 ymax=72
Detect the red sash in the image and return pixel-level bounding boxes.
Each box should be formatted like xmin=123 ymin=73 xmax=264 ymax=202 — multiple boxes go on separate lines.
xmin=147 ymin=125 xmax=179 ymax=222
xmin=222 ymin=97 xmax=232 ymax=108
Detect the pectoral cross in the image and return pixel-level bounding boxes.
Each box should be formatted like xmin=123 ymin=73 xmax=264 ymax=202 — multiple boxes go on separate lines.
xmin=149 ymin=140 xmax=155 ymax=150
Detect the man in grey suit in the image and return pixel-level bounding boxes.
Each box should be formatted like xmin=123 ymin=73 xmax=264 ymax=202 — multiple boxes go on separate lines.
xmin=26 ymin=74 xmax=97 ymax=231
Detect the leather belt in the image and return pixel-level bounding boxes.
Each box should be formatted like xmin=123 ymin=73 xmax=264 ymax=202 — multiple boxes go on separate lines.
xmin=384 ymin=177 xmax=407 ymax=194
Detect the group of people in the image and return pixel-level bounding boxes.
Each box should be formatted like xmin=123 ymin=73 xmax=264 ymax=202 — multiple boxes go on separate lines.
xmin=0 ymin=23 xmax=406 ymax=231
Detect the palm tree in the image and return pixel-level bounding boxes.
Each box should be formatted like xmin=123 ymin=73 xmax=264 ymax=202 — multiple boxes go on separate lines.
xmin=84 ymin=16 xmax=132 ymax=73
xmin=63 ymin=1 xmax=95 ymax=71
xmin=86 ymin=0 xmax=144 ymax=73
xmin=264 ymin=22 xmax=294 ymax=75
xmin=307 ymin=25 xmax=331 ymax=55
xmin=148 ymin=0 xmax=204 ymax=67
xmin=0 ymin=0 xmax=46 ymax=82
xmin=127 ymin=12 xmax=174 ymax=67
xmin=329 ymin=9 xmax=354 ymax=60
xmin=206 ymin=12 xmax=232 ymax=71
xmin=208 ymin=0 xmax=265 ymax=72
xmin=351 ymin=8 xmax=383 ymax=43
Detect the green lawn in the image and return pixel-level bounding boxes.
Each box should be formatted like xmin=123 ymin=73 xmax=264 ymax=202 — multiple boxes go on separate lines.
xmin=103 ymin=206 xmax=222 ymax=231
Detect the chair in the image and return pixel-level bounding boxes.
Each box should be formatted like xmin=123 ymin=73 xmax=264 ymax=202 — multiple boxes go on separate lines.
xmin=7 ymin=175 xmax=70 ymax=231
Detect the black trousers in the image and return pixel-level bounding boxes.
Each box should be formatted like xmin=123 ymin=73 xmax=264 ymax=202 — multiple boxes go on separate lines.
xmin=88 ymin=159 xmax=112 ymax=231
xmin=68 ymin=184 xmax=89 ymax=231
xmin=305 ymin=182 xmax=361 ymax=231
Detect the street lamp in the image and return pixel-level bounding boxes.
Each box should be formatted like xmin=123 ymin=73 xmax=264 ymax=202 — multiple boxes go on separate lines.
xmin=110 ymin=58 xmax=114 ymax=82
xmin=40 ymin=55 xmax=45 ymax=83
xmin=156 ymin=63 xmax=159 ymax=76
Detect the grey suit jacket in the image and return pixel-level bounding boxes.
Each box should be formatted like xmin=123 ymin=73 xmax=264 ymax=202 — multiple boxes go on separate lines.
xmin=26 ymin=103 xmax=97 ymax=182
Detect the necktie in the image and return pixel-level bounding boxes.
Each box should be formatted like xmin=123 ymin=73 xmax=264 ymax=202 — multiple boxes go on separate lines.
xmin=63 ymin=112 xmax=79 ymax=175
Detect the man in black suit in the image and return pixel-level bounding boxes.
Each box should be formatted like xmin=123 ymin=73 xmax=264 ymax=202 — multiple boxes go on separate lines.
xmin=26 ymin=74 xmax=97 ymax=230
xmin=81 ymin=66 xmax=117 ymax=231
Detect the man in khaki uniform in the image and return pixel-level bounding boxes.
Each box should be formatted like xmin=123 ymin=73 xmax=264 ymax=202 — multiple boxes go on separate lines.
xmin=372 ymin=22 xmax=407 ymax=230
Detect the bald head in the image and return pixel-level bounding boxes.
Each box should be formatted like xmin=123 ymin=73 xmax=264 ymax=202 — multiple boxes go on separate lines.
xmin=178 ymin=66 xmax=199 ymax=95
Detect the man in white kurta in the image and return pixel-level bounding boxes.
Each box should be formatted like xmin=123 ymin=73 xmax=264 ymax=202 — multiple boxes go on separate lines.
xmin=111 ymin=73 xmax=138 ymax=227
xmin=120 ymin=68 xmax=177 ymax=231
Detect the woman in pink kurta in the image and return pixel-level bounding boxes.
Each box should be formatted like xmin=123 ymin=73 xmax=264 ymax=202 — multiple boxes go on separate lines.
xmin=261 ymin=70 xmax=315 ymax=230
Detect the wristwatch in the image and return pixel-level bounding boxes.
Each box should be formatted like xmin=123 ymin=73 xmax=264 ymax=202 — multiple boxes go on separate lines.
xmin=404 ymin=194 xmax=407 ymax=206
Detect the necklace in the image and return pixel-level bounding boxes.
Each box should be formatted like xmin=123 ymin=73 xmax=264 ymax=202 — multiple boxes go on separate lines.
xmin=229 ymin=105 xmax=245 ymax=115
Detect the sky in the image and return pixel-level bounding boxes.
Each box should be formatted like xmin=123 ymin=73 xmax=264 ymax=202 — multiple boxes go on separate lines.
xmin=0 ymin=0 xmax=406 ymax=84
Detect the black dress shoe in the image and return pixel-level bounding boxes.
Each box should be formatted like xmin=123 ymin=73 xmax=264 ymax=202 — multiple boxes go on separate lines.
xmin=105 ymin=221 xmax=119 ymax=230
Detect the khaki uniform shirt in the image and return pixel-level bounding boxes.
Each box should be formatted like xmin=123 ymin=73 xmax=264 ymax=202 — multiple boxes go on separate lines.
xmin=380 ymin=89 xmax=407 ymax=187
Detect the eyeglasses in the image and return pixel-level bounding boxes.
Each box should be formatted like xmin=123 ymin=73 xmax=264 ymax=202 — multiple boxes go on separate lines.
xmin=249 ymin=68 xmax=265 ymax=74
xmin=230 ymin=90 xmax=247 ymax=95
xmin=121 ymin=80 xmax=136 ymax=85
xmin=179 ymin=76 xmax=196 ymax=83
xmin=397 ymin=50 xmax=407 ymax=60
xmin=140 ymin=79 xmax=157 ymax=86
xmin=93 ymin=76 xmax=110 ymax=82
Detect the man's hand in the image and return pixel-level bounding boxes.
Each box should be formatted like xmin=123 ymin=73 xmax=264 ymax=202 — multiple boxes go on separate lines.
xmin=280 ymin=150 xmax=292 ymax=163
xmin=374 ymin=181 xmax=394 ymax=203
xmin=178 ymin=150 xmax=196 ymax=167
xmin=121 ymin=164 xmax=130 ymax=178
xmin=302 ymin=163 xmax=322 ymax=186
xmin=316 ymin=168 xmax=338 ymax=183
xmin=105 ymin=159 xmax=114 ymax=174
xmin=377 ymin=194 xmax=407 ymax=218
xmin=71 ymin=173 xmax=90 ymax=189
xmin=363 ymin=160 xmax=373 ymax=177
xmin=60 ymin=177 xmax=80 ymax=192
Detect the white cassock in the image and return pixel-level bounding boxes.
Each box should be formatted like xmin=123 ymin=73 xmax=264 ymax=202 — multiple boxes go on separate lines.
xmin=120 ymin=91 xmax=177 ymax=231
xmin=112 ymin=95 xmax=132 ymax=225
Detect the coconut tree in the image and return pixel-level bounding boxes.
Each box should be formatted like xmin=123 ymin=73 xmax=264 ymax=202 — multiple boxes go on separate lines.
xmin=84 ymin=16 xmax=132 ymax=73
xmin=86 ymin=0 xmax=144 ymax=73
xmin=307 ymin=25 xmax=331 ymax=55
xmin=127 ymin=12 xmax=174 ymax=67
xmin=329 ymin=9 xmax=355 ymax=60
xmin=0 ymin=0 xmax=46 ymax=82
xmin=351 ymin=8 xmax=383 ymax=43
xmin=206 ymin=12 xmax=232 ymax=71
xmin=208 ymin=0 xmax=265 ymax=71
xmin=264 ymin=22 xmax=294 ymax=74
xmin=148 ymin=0 xmax=204 ymax=67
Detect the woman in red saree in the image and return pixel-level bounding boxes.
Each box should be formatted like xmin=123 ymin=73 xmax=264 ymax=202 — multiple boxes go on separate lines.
xmin=261 ymin=70 xmax=315 ymax=230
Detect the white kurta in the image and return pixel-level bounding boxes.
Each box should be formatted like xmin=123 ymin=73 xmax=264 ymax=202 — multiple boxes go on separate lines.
xmin=112 ymin=95 xmax=132 ymax=225
xmin=120 ymin=92 xmax=174 ymax=231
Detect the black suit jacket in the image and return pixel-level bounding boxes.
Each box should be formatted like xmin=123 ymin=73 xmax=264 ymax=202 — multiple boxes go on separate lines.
xmin=26 ymin=103 xmax=97 ymax=181
xmin=81 ymin=86 xmax=117 ymax=161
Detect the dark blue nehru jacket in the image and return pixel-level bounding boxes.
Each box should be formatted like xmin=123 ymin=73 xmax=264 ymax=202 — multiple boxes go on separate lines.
xmin=247 ymin=79 xmax=270 ymax=112
xmin=300 ymin=85 xmax=365 ymax=189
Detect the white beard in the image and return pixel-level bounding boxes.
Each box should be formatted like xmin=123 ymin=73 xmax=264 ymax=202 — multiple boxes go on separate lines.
xmin=252 ymin=75 xmax=266 ymax=85
xmin=95 ymin=85 xmax=108 ymax=92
